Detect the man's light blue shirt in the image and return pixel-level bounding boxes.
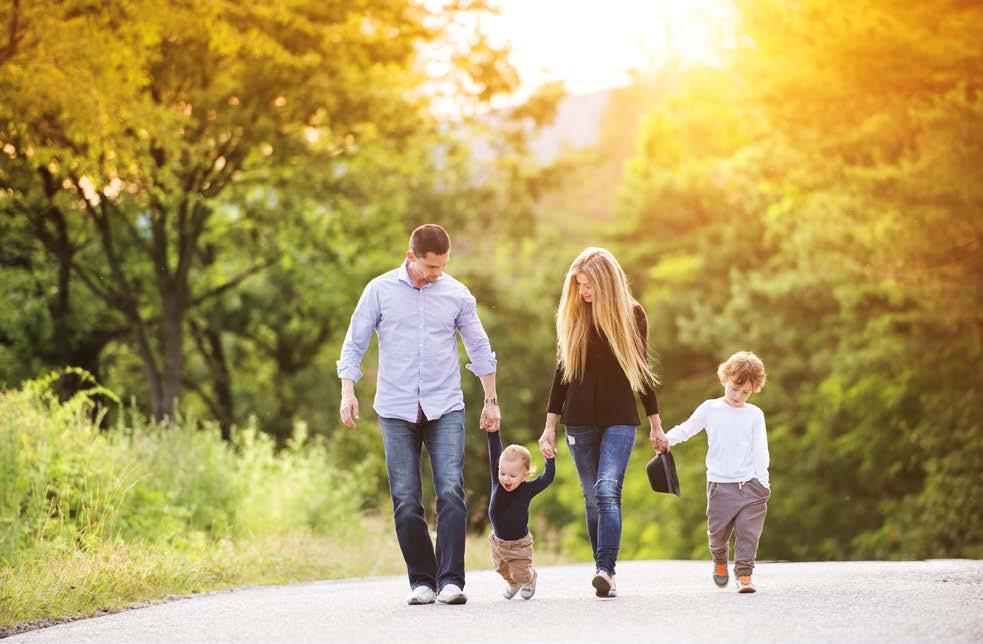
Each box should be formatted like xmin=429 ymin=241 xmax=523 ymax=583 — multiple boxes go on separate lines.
xmin=337 ymin=261 xmax=497 ymax=423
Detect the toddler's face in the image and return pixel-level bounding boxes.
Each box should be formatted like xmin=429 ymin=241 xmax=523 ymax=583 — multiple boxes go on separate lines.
xmin=723 ymin=379 xmax=754 ymax=407
xmin=498 ymin=457 xmax=528 ymax=491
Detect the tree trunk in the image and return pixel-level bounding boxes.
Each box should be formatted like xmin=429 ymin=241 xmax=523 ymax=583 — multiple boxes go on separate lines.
xmin=206 ymin=324 xmax=234 ymax=441
xmin=158 ymin=294 xmax=186 ymax=419
xmin=189 ymin=316 xmax=235 ymax=440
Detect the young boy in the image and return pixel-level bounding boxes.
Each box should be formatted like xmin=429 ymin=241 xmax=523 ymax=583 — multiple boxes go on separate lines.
xmin=664 ymin=351 xmax=771 ymax=593
xmin=486 ymin=427 xmax=555 ymax=599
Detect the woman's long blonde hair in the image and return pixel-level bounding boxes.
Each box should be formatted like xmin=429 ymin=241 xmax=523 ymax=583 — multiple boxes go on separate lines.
xmin=556 ymin=247 xmax=658 ymax=392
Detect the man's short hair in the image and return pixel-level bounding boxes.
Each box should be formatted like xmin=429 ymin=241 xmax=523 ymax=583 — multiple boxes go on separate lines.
xmin=410 ymin=224 xmax=451 ymax=258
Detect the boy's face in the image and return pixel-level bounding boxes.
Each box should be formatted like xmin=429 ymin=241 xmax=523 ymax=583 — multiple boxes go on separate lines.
xmin=498 ymin=456 xmax=528 ymax=492
xmin=723 ymin=379 xmax=754 ymax=407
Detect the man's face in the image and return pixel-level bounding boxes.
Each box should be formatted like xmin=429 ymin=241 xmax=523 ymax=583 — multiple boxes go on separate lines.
xmin=406 ymin=250 xmax=449 ymax=284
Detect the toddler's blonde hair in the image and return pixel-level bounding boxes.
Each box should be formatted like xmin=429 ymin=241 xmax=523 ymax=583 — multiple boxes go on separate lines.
xmin=500 ymin=444 xmax=537 ymax=476
xmin=717 ymin=351 xmax=766 ymax=392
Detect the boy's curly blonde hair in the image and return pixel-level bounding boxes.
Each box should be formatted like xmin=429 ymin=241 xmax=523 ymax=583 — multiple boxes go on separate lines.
xmin=717 ymin=351 xmax=767 ymax=392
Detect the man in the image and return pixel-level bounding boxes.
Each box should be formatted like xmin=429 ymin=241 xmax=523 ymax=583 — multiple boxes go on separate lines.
xmin=337 ymin=224 xmax=500 ymax=605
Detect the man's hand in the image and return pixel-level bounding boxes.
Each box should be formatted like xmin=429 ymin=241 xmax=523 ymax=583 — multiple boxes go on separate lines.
xmin=340 ymin=379 xmax=359 ymax=428
xmin=480 ymin=402 xmax=501 ymax=432
xmin=340 ymin=395 xmax=359 ymax=428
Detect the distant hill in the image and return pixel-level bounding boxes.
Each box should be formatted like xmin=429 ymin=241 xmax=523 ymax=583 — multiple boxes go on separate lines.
xmin=528 ymin=88 xmax=612 ymax=164
xmin=465 ymin=88 xmax=614 ymax=166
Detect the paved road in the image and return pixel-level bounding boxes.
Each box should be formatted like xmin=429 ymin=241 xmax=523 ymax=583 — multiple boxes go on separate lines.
xmin=9 ymin=560 xmax=982 ymax=643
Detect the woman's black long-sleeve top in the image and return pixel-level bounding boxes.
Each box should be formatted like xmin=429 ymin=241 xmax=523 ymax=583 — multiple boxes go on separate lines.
xmin=546 ymin=304 xmax=659 ymax=427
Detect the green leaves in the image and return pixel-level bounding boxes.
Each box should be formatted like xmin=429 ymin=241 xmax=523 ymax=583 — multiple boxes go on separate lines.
xmin=602 ymin=0 xmax=983 ymax=559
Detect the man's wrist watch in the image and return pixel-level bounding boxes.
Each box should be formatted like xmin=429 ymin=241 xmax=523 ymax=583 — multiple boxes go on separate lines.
xmin=484 ymin=397 xmax=498 ymax=405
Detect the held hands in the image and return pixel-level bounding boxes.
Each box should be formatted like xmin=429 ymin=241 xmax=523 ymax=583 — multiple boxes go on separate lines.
xmin=538 ymin=426 xmax=556 ymax=458
xmin=480 ymin=402 xmax=501 ymax=432
xmin=649 ymin=413 xmax=668 ymax=453
xmin=650 ymin=430 xmax=669 ymax=454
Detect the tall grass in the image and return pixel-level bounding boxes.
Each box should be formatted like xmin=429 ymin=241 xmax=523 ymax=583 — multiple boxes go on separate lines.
xmin=0 ymin=371 xmax=379 ymax=628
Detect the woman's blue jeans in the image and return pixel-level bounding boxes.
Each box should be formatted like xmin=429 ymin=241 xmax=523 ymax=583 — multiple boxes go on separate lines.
xmin=565 ymin=424 xmax=635 ymax=575
xmin=379 ymin=409 xmax=466 ymax=591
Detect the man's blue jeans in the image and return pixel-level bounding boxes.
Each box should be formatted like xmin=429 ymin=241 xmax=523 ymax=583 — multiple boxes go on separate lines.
xmin=565 ymin=424 xmax=635 ymax=575
xmin=379 ymin=409 xmax=466 ymax=591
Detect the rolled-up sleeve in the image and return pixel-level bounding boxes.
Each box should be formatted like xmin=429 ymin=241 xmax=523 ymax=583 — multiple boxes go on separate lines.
xmin=456 ymin=292 xmax=497 ymax=376
xmin=336 ymin=280 xmax=381 ymax=382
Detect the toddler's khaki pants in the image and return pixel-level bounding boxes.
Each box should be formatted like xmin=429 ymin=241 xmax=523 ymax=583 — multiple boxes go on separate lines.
xmin=489 ymin=532 xmax=534 ymax=586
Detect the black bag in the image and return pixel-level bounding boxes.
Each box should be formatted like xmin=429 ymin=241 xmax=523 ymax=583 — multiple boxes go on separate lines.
xmin=646 ymin=451 xmax=681 ymax=496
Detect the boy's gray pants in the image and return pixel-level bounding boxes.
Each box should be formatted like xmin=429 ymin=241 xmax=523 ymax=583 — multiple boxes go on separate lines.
xmin=706 ymin=479 xmax=770 ymax=572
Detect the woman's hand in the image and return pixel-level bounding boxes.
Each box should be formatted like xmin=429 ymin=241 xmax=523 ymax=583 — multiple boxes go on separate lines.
xmin=538 ymin=427 xmax=556 ymax=458
xmin=648 ymin=413 xmax=668 ymax=453
xmin=539 ymin=414 xmax=559 ymax=458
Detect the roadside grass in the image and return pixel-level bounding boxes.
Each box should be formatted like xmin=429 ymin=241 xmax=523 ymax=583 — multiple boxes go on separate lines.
xmin=0 ymin=371 xmax=573 ymax=633
xmin=0 ymin=517 xmax=571 ymax=630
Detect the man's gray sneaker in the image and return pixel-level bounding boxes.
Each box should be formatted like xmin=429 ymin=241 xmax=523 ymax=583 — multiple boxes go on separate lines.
xmin=437 ymin=583 xmax=467 ymax=605
xmin=406 ymin=585 xmax=435 ymax=605
xmin=520 ymin=569 xmax=538 ymax=600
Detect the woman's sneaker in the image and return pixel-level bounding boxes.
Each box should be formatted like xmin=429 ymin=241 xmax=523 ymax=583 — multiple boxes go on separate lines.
xmin=520 ymin=569 xmax=538 ymax=600
xmin=713 ymin=561 xmax=729 ymax=588
xmin=406 ymin=586 xmax=435 ymax=605
xmin=502 ymin=584 xmax=521 ymax=600
xmin=592 ymin=569 xmax=616 ymax=598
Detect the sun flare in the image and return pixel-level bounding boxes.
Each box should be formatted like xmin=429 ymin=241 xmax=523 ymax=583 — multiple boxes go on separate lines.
xmin=483 ymin=0 xmax=735 ymax=96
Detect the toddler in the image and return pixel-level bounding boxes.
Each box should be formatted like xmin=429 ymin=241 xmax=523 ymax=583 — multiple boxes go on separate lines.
xmin=664 ymin=351 xmax=771 ymax=593
xmin=487 ymin=427 xmax=555 ymax=599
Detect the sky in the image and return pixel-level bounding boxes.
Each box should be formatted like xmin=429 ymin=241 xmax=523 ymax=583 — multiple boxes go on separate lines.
xmin=480 ymin=0 xmax=735 ymax=97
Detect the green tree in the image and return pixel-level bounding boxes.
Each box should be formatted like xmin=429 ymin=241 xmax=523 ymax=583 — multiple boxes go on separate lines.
xmin=0 ymin=0 xmax=516 ymax=422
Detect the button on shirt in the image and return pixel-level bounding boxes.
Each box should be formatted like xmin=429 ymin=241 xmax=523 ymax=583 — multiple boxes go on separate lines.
xmin=336 ymin=261 xmax=497 ymax=423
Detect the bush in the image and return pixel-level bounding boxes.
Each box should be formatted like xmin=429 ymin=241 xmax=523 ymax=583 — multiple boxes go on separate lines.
xmin=0 ymin=370 xmax=367 ymax=564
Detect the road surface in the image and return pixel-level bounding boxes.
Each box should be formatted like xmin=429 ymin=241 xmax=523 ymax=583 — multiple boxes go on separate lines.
xmin=9 ymin=560 xmax=982 ymax=643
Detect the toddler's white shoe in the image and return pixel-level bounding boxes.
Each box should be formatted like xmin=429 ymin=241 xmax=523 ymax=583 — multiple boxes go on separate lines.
xmin=520 ymin=569 xmax=538 ymax=600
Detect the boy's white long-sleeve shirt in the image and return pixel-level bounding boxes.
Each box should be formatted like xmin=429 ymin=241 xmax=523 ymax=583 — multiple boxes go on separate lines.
xmin=665 ymin=398 xmax=770 ymax=488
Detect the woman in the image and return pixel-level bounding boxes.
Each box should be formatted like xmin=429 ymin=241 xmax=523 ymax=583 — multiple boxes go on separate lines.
xmin=538 ymin=247 xmax=668 ymax=598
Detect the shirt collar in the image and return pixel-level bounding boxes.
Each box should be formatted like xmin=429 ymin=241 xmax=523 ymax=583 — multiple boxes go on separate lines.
xmin=398 ymin=260 xmax=414 ymax=286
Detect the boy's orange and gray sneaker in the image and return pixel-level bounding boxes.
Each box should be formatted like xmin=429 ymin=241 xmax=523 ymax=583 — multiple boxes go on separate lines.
xmin=736 ymin=572 xmax=756 ymax=593
xmin=713 ymin=561 xmax=729 ymax=588
xmin=502 ymin=583 xmax=521 ymax=600
xmin=592 ymin=569 xmax=616 ymax=598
